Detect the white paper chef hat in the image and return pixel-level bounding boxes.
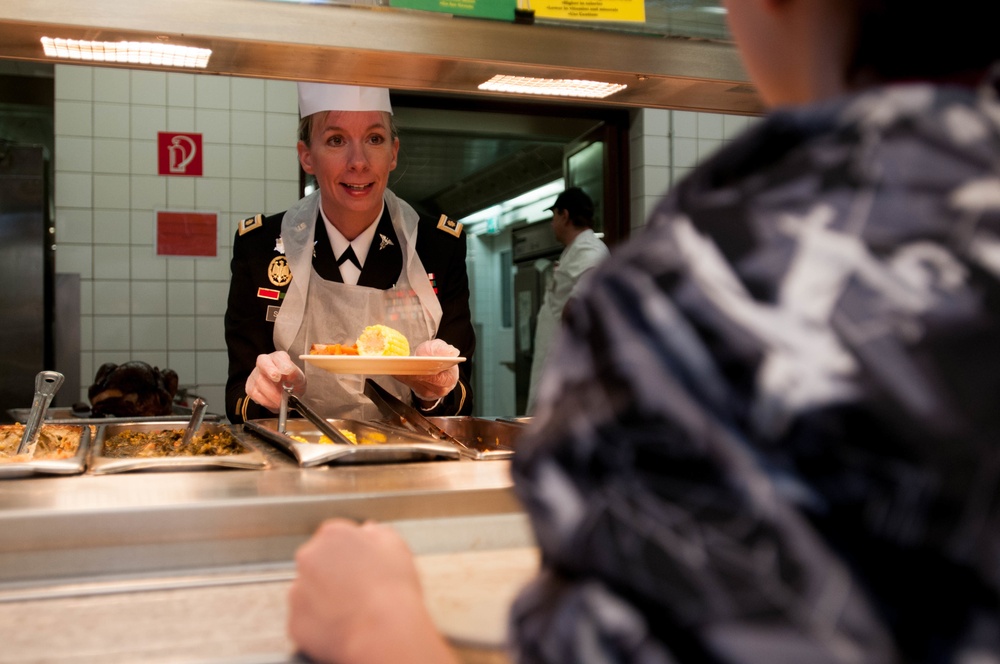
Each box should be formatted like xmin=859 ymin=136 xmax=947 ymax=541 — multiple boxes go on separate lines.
xmin=297 ymin=82 xmax=393 ymax=117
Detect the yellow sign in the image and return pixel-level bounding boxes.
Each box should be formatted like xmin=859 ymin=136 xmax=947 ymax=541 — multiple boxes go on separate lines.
xmin=531 ymin=0 xmax=644 ymax=22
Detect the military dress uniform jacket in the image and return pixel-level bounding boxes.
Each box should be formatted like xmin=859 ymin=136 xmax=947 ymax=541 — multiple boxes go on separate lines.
xmin=511 ymin=67 xmax=1000 ymax=662
xmin=224 ymin=203 xmax=475 ymax=424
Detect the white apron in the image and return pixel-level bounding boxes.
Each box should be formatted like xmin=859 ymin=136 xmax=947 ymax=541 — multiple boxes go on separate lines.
xmin=273 ymin=190 xmax=442 ymax=420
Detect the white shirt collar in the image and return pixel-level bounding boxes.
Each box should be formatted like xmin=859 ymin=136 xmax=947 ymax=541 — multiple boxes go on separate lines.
xmin=320 ymin=203 xmax=384 ymax=285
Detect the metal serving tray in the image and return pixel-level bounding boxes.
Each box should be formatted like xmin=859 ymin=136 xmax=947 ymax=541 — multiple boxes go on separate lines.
xmin=424 ymin=417 xmax=521 ymax=460
xmin=0 ymin=425 xmax=91 ymax=479
xmin=90 ymin=422 xmax=268 ymax=475
xmin=6 ymin=406 xmax=224 ymax=425
xmin=244 ymin=418 xmax=461 ymax=467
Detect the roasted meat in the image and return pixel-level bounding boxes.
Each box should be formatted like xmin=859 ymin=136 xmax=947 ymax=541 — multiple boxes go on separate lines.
xmin=88 ymin=361 xmax=179 ymax=417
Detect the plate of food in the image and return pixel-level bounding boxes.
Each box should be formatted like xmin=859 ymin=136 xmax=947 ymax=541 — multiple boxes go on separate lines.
xmin=301 ymin=324 xmax=464 ymax=375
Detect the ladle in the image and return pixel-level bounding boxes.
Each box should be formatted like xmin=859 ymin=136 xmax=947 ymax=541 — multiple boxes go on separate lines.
xmin=179 ymin=397 xmax=208 ymax=448
xmin=17 ymin=371 xmax=65 ymax=456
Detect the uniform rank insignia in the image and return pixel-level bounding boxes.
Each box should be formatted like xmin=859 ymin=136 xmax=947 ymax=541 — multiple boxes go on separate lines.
xmin=268 ymin=256 xmax=292 ymax=287
xmin=238 ymin=214 xmax=263 ymax=236
xmin=378 ymin=233 xmax=394 ymax=250
xmin=437 ymin=214 xmax=463 ymax=237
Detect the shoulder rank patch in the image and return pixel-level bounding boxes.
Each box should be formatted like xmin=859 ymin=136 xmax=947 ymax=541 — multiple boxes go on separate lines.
xmin=437 ymin=214 xmax=463 ymax=238
xmin=238 ymin=214 xmax=264 ymax=236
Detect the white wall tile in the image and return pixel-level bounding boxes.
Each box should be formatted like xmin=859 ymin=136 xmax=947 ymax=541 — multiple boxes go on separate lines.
xmin=168 ymin=281 xmax=196 ymax=315
xmin=195 ymin=281 xmax=230 ymax=316
xmin=196 ymin=350 xmax=229 ymax=385
xmin=231 ymin=145 xmax=265 ymax=179
xmin=129 ymin=140 xmax=158 ymax=176
xmin=132 ymin=316 xmax=168 ymax=350
xmin=168 ymin=316 xmax=196 ymax=349
xmin=93 ymin=245 xmax=130 ymax=280
xmin=55 ymin=136 xmax=93 ymax=172
xmin=194 ymin=255 xmax=230 ymax=281
xmin=697 ymin=112 xmax=724 ymax=139
xmin=265 ymin=181 xmax=299 ymax=213
xmin=201 ymin=143 xmax=231 ymax=179
xmin=723 ymin=114 xmax=751 ymax=140
xmin=93 ymin=280 xmax=131 ymax=315
xmin=93 ymin=316 xmax=130 ymax=351
xmin=265 ymin=146 xmax=299 ymax=181
xmin=131 ymin=246 xmax=167 ymax=280
xmin=138 ymin=351 xmax=168 ymax=368
xmin=168 ymin=108 xmax=196 ymax=132
xmin=55 ymin=172 xmax=92 ymax=208
xmin=130 ymin=175 xmax=167 ymax=211
xmin=56 ymin=245 xmax=93 ymax=279
xmin=167 ymin=351 xmax=197 ymax=387
xmin=55 ymin=65 xmax=92 ymax=101
xmin=196 ymin=316 xmax=226 ymax=350
xmin=131 ymin=281 xmax=168 ymax=315
xmin=642 ymin=166 xmax=670 ymax=200
xmin=93 ymin=103 xmax=130 ymax=139
xmin=195 ymin=178 xmax=231 ymax=212
xmin=264 ymin=80 xmax=297 ymax=113
xmin=231 ymin=78 xmax=265 ymax=112
xmin=230 ymin=179 xmax=266 ymax=214
xmin=167 ymin=177 xmax=196 ymax=208
xmin=672 ymin=137 xmax=699 ymax=169
xmin=697 ymin=138 xmax=723 ymax=162
xmin=94 ymin=68 xmax=130 ymax=104
xmin=131 ymin=211 xmax=155 ymax=246
xmin=196 ymin=76 xmax=230 ymax=110
xmin=79 ymin=352 xmax=93 ymax=401
xmin=167 ymin=73 xmax=196 ymax=107
xmin=93 ymin=209 xmax=130 ymax=244
xmin=230 ymin=111 xmax=265 ymax=146
xmin=131 ymin=105 xmax=167 ymax=142
xmin=79 ymin=280 xmax=93 ymax=315
xmin=642 ymin=135 xmax=670 ymax=168
xmin=672 ymin=111 xmax=698 ymax=138
xmin=80 ymin=315 xmax=94 ymax=350
xmin=131 ymin=70 xmax=168 ymax=107
xmin=93 ymin=174 xmax=131 ymax=209
xmin=198 ymin=385 xmax=227 ymax=418
xmin=93 ymin=139 xmax=131 ymax=174
xmin=57 ymin=208 xmax=93 ymax=244
xmin=167 ymin=259 xmax=196 ymax=281
xmin=195 ymin=109 xmax=230 ymax=144
xmin=265 ymin=112 xmax=298 ymax=148
xmin=55 ymin=100 xmax=93 ymax=137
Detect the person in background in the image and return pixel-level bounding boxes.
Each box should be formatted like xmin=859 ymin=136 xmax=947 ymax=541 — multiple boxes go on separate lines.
xmin=288 ymin=0 xmax=1000 ymax=662
xmin=224 ymin=82 xmax=474 ymax=424
xmin=526 ymin=186 xmax=610 ymax=411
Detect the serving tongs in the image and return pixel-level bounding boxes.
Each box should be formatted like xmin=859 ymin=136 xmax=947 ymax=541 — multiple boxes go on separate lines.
xmin=285 ymin=393 xmax=359 ymax=446
xmin=363 ymin=379 xmax=481 ymax=460
xmin=17 ymin=370 xmax=65 ymax=456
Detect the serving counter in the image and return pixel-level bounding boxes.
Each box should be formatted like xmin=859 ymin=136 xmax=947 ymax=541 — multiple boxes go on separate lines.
xmin=0 ymin=428 xmax=537 ymax=663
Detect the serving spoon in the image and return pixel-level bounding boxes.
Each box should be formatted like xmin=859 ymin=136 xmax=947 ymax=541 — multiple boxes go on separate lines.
xmin=17 ymin=371 xmax=65 ymax=456
xmin=179 ymin=397 xmax=208 ymax=448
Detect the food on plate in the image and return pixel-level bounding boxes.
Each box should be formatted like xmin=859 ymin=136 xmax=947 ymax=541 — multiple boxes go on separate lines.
xmin=88 ymin=361 xmax=179 ymax=417
xmin=102 ymin=428 xmax=243 ymax=458
xmin=309 ymin=325 xmax=410 ymax=357
xmin=308 ymin=343 xmax=359 ymax=356
xmin=0 ymin=424 xmax=82 ymax=463
xmin=356 ymin=325 xmax=410 ymax=356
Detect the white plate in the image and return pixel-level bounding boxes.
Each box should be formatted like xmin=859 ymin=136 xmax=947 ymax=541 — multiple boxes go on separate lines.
xmin=300 ymin=355 xmax=465 ymax=375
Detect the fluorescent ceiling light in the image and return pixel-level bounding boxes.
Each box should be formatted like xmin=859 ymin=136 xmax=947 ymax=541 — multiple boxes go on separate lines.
xmin=41 ymin=37 xmax=212 ymax=69
xmin=479 ymin=75 xmax=626 ymax=99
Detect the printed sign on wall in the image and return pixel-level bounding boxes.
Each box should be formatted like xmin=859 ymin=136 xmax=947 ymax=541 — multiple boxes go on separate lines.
xmin=156 ymin=211 xmax=218 ymax=257
xmin=157 ymin=132 xmax=203 ymax=176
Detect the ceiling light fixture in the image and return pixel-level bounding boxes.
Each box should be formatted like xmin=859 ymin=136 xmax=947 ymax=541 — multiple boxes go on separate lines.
xmin=41 ymin=37 xmax=212 ymax=69
xmin=478 ymin=75 xmax=626 ymax=99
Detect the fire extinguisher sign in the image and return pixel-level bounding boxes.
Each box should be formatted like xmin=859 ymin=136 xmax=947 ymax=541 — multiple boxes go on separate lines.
xmin=157 ymin=132 xmax=203 ymax=177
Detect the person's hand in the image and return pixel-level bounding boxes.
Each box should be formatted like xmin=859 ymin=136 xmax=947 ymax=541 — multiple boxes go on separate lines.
xmin=244 ymin=351 xmax=306 ymax=412
xmin=287 ymin=519 xmax=457 ymax=664
xmin=393 ymin=339 xmax=460 ymax=403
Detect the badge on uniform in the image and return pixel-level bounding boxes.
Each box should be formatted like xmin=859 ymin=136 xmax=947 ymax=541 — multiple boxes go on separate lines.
xmin=266 ymin=305 xmax=280 ymax=323
xmin=257 ymin=287 xmax=284 ymax=300
xmin=436 ymin=214 xmax=463 ymax=237
xmin=268 ymin=256 xmax=292 ymax=287
xmin=238 ymin=214 xmax=263 ymax=236
xmin=378 ymin=233 xmax=394 ymax=250
xmin=427 ymin=272 xmax=438 ymax=295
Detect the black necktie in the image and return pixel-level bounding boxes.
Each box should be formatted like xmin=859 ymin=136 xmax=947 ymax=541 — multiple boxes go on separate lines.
xmin=336 ymin=246 xmax=362 ymax=270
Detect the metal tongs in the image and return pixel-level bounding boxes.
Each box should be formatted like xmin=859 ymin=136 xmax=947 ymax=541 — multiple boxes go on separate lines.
xmin=285 ymin=392 xmax=359 ymax=446
xmin=363 ymin=379 xmax=481 ymax=459
xmin=17 ymin=371 xmax=65 ymax=456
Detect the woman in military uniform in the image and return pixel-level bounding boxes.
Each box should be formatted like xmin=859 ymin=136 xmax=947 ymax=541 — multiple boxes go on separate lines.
xmin=224 ymin=82 xmax=474 ymax=424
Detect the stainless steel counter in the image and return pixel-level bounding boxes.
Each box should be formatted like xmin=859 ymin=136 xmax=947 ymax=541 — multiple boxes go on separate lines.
xmin=0 ymin=430 xmax=533 ymax=662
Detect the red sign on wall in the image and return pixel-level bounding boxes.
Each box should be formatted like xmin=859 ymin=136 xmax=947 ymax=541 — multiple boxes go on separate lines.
xmin=156 ymin=211 xmax=217 ymax=257
xmin=157 ymin=132 xmax=203 ymax=176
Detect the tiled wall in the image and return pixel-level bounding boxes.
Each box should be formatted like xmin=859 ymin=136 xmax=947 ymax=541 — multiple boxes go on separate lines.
xmin=52 ymin=62 xmax=757 ymax=419
xmin=53 ymin=65 xmax=300 ymax=412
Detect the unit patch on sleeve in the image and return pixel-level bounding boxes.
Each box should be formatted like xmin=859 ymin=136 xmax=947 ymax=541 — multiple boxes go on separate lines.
xmin=238 ymin=214 xmax=264 ymax=236
xmin=436 ymin=214 xmax=463 ymax=238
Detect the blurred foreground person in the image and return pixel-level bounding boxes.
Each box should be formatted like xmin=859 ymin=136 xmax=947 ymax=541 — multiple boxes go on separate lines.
xmin=288 ymin=0 xmax=1000 ymax=662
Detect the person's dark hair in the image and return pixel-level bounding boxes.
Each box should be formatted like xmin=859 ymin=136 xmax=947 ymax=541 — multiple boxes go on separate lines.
xmin=297 ymin=111 xmax=399 ymax=146
xmin=550 ymin=187 xmax=596 ymax=228
xmin=847 ymin=0 xmax=999 ymax=86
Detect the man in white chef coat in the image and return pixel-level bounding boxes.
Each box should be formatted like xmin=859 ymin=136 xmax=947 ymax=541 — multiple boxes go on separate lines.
xmin=526 ymin=187 xmax=609 ymax=411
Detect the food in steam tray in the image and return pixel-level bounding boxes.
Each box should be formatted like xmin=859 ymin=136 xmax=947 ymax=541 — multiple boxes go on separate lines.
xmin=310 ymin=324 xmax=410 ymax=357
xmin=288 ymin=428 xmax=389 ymax=445
xmin=102 ymin=428 xmax=243 ymax=458
xmin=0 ymin=424 xmax=82 ymax=463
